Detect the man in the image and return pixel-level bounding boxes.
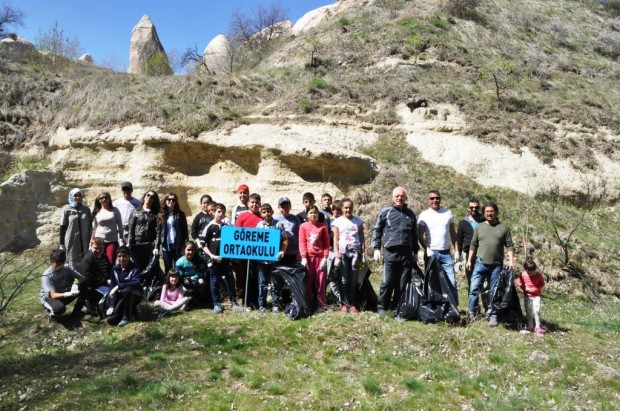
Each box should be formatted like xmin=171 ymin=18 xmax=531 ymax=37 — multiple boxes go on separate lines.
xmin=372 ymin=187 xmax=419 ymax=317
xmin=456 ymin=197 xmax=484 ymax=288
xmin=112 ymin=181 xmax=140 ymax=244
xmin=417 ymin=190 xmax=459 ymax=305
xmin=275 ymin=197 xmax=301 ymax=265
xmin=466 ymin=201 xmax=514 ymax=326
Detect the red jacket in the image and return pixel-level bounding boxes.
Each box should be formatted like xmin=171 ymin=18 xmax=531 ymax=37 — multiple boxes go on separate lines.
xmin=299 ymin=222 xmax=330 ymax=258
xmin=518 ymin=271 xmax=545 ymax=298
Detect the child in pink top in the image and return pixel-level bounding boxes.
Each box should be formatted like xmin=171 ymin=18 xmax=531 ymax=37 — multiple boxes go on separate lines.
xmin=154 ymin=269 xmax=189 ymax=318
xmin=517 ymin=260 xmax=546 ymax=336
xmin=299 ymin=205 xmax=330 ymax=313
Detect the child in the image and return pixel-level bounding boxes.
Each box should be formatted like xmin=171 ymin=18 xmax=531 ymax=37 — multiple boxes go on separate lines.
xmin=154 ymin=269 xmax=189 ymax=318
xmin=200 ymin=203 xmax=240 ymax=314
xmin=231 ymin=184 xmax=250 ymax=226
xmin=326 ymin=200 xmax=343 ymax=304
xmin=175 ymin=241 xmax=209 ymax=308
xmin=256 ymin=203 xmax=288 ymax=313
xmin=275 ymin=197 xmax=301 ymax=265
xmin=40 ymin=249 xmax=83 ymax=320
xmin=296 ymin=192 xmax=325 ymax=223
xmin=320 ymin=193 xmax=333 ymax=221
xmin=299 ymin=205 xmax=330 ymax=314
xmin=190 ymin=194 xmax=213 ymax=247
xmin=108 ymin=245 xmax=142 ymax=327
xmin=518 ymin=260 xmax=546 ymax=336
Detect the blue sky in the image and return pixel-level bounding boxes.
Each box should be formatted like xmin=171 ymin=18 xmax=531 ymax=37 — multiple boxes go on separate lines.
xmin=9 ymin=1 xmax=333 ymax=71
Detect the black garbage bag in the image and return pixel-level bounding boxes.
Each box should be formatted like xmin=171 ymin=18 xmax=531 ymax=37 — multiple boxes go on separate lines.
xmin=357 ymin=265 xmax=378 ymax=312
xmin=141 ymin=254 xmax=164 ymax=301
xmin=489 ymin=266 xmax=523 ymax=322
xmin=396 ymin=264 xmax=424 ymax=320
xmin=418 ymin=256 xmax=460 ymax=323
xmin=271 ymin=264 xmax=310 ymax=320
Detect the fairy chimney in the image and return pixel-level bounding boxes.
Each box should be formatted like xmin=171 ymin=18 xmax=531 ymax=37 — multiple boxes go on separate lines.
xmin=128 ymin=15 xmax=167 ymax=74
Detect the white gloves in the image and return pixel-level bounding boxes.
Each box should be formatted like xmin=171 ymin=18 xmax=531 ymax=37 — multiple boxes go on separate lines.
xmin=110 ymin=286 xmax=119 ymax=296
xmin=426 ymin=247 xmax=434 ymax=258
xmin=320 ymin=258 xmax=327 ymax=271
xmin=63 ymin=291 xmax=74 ymax=298
xmin=334 ymin=257 xmax=341 ymax=268
xmin=213 ymin=256 xmax=222 ymax=262
xmin=106 ymin=307 xmax=114 ymax=316
xmin=70 ymin=283 xmax=80 ymax=295
xmin=301 ymin=258 xmax=308 ymax=267
xmin=59 ymin=245 xmax=66 ymax=251
xmin=152 ymin=248 xmax=159 ymax=256
xmin=373 ymin=250 xmax=380 ymax=262
xmin=277 ymin=251 xmax=284 ymax=260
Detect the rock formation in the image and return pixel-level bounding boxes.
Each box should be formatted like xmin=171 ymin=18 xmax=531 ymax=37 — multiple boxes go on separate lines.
xmin=292 ymin=0 xmax=375 ymax=35
xmin=128 ymin=15 xmax=167 ymax=74
xmin=203 ymin=34 xmax=230 ymax=74
xmin=78 ymin=53 xmax=93 ymax=64
xmin=0 ymin=36 xmax=37 ymax=63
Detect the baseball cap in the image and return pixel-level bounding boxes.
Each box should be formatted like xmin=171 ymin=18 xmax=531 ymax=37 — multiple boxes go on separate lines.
xmin=121 ymin=181 xmax=133 ymax=190
xmin=278 ymin=197 xmax=291 ymax=206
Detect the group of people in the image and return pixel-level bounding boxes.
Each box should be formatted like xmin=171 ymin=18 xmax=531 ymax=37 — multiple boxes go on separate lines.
xmin=41 ymin=182 xmax=545 ymax=334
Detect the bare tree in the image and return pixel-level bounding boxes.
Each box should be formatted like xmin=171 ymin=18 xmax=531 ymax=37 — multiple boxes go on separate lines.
xmin=181 ymin=45 xmax=212 ymax=74
xmin=35 ymin=21 xmax=82 ymax=65
xmin=0 ymin=4 xmax=25 ymax=39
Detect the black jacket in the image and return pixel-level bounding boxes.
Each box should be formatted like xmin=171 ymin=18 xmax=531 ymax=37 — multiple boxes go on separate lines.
xmin=371 ymin=204 xmax=419 ymax=253
xmin=128 ymin=208 xmax=160 ymax=248
xmin=456 ymin=214 xmax=483 ymax=254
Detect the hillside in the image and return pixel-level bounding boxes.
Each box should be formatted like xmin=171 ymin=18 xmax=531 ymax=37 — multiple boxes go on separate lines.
xmin=1 ymin=0 xmax=619 ymax=291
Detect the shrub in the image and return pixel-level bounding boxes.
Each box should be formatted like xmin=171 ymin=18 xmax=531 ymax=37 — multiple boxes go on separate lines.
xmin=440 ymin=0 xmax=481 ymax=19
xmin=337 ymin=16 xmax=352 ymax=27
xmin=299 ymin=98 xmax=318 ymax=113
xmin=145 ymin=52 xmax=173 ymax=76
xmin=595 ymin=28 xmax=620 ymax=58
xmin=307 ymin=76 xmax=328 ymax=92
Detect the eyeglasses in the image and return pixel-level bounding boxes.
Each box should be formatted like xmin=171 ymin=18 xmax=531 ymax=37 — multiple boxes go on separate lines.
xmin=428 ymin=197 xmax=441 ymax=201
xmin=468 ymin=206 xmax=479 ymax=210
xmin=145 ymin=193 xmax=154 ymax=198
xmin=99 ymin=197 xmax=109 ymax=201
xmin=166 ymin=198 xmax=176 ymax=202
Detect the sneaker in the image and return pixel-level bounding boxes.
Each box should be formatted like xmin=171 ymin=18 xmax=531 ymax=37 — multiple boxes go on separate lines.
xmin=377 ymin=308 xmax=387 ymax=317
xmin=231 ymin=303 xmax=244 ymax=313
xmin=118 ymin=318 xmax=131 ymax=327
xmin=258 ymin=306 xmax=266 ymax=314
xmin=535 ymin=327 xmax=545 ymax=337
xmin=395 ymin=315 xmax=407 ymax=323
xmin=350 ymin=306 xmax=360 ymax=315
xmin=272 ymin=306 xmax=280 ymax=314
xmin=488 ymin=315 xmax=498 ymax=327
xmin=468 ymin=312 xmax=476 ymax=323
xmin=214 ymin=304 xmax=223 ymax=314
xmin=340 ymin=305 xmax=348 ymax=314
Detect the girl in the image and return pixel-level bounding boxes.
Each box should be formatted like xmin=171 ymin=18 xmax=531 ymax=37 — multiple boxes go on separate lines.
xmin=91 ymin=191 xmax=124 ymax=265
xmin=159 ymin=192 xmax=189 ymax=273
xmin=332 ymin=198 xmax=365 ymax=314
xmin=154 ymin=269 xmax=189 ymax=317
xmin=299 ymin=205 xmax=330 ymax=314
xmin=518 ymin=260 xmax=546 ymax=336
xmin=127 ymin=190 xmax=161 ymax=271
xmin=59 ymin=188 xmax=92 ymax=268
xmin=175 ymin=241 xmax=209 ymax=307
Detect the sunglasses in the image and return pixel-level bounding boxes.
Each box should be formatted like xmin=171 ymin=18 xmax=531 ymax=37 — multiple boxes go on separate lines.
xmin=428 ymin=197 xmax=441 ymax=201
xmin=166 ymin=198 xmax=176 ymax=202
xmin=99 ymin=196 xmax=109 ymax=200
xmin=145 ymin=193 xmax=154 ymax=198
xmin=469 ymin=206 xmax=480 ymax=210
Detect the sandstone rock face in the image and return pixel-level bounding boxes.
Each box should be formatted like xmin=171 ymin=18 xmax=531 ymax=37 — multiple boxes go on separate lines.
xmin=292 ymin=0 xmax=375 ymax=34
xmin=203 ymin=34 xmax=230 ymax=74
xmin=398 ymin=104 xmax=620 ymax=199
xmin=47 ymin=123 xmax=379 ymax=241
xmin=78 ymin=53 xmax=93 ymax=64
xmin=128 ymin=15 xmax=167 ymax=74
xmin=0 ymin=170 xmax=65 ymax=249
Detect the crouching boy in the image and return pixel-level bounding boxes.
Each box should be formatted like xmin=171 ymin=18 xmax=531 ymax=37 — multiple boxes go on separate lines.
xmin=40 ymin=249 xmax=84 ymax=320
xmin=107 ymin=245 xmax=143 ymax=327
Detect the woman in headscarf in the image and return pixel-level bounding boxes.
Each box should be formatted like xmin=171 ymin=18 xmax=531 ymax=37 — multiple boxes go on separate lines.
xmin=60 ymin=188 xmax=92 ymax=268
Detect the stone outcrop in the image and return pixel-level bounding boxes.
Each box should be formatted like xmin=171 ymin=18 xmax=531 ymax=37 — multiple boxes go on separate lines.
xmin=128 ymin=15 xmax=167 ymax=74
xmin=78 ymin=53 xmax=93 ymax=64
xmin=203 ymin=34 xmax=230 ymax=74
xmin=47 ymin=123 xmax=379 ymax=238
xmin=0 ymin=170 xmax=65 ymax=249
xmin=292 ymin=0 xmax=375 ymax=35
xmin=0 ymin=36 xmax=37 ymax=63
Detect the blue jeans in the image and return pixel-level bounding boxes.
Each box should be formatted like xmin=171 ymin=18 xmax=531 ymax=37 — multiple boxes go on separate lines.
xmin=209 ymin=261 xmax=237 ymax=305
xmin=468 ymin=262 xmax=502 ymax=316
xmin=258 ymin=264 xmax=279 ymax=308
xmin=339 ymin=256 xmax=358 ymax=308
xmin=432 ymin=250 xmax=458 ymax=305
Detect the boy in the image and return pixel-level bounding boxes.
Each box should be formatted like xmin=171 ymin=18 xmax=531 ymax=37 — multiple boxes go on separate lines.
xmin=40 ymin=249 xmax=83 ymax=320
xmin=518 ymin=260 xmax=546 ymax=336
xmin=190 ymin=194 xmax=213 ymax=247
xmin=296 ymin=192 xmax=325 ymax=223
xmin=107 ymin=245 xmax=143 ymax=327
xmin=201 ymin=203 xmax=240 ymax=314
xmin=275 ymin=197 xmax=301 ymax=265
xmin=256 ymin=203 xmax=288 ymax=313
xmin=75 ymin=237 xmax=111 ymax=317
xmin=320 ymin=193 xmax=333 ymax=221
xmin=231 ymin=184 xmax=250 ymax=226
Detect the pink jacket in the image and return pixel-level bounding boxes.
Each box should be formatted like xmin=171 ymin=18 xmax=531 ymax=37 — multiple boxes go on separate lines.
xmin=518 ymin=271 xmax=545 ymax=298
xmin=299 ymin=222 xmax=330 ymax=258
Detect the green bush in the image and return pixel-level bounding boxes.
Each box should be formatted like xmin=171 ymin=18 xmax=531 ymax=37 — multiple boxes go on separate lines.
xmin=299 ymin=98 xmax=318 ymax=113
xmin=145 ymin=52 xmax=173 ymax=76
xmin=307 ymin=76 xmax=328 ymax=92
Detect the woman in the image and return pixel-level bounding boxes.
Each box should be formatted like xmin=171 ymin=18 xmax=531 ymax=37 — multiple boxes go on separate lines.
xmin=127 ymin=190 xmax=161 ymax=271
xmin=332 ymin=197 xmax=365 ymax=315
xmin=91 ymin=191 xmax=124 ymax=264
xmin=159 ymin=192 xmax=189 ymax=273
xmin=59 ymin=188 xmax=92 ymax=268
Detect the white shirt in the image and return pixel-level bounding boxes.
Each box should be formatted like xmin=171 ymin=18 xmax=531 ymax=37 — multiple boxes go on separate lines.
xmin=113 ymin=197 xmax=141 ymax=225
xmin=418 ymin=207 xmax=454 ymax=250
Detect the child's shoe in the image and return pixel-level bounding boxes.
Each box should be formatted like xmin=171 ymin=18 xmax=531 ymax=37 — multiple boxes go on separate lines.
xmin=535 ymin=327 xmax=545 ymax=336
xmin=118 ymin=317 xmax=131 ymax=327
xmin=214 ymin=304 xmax=223 ymax=314
xmin=258 ymin=306 xmax=266 ymax=314
xmin=340 ymin=305 xmax=348 ymax=314
xmin=271 ymin=306 xmax=280 ymax=314
xmin=349 ymin=306 xmax=360 ymax=315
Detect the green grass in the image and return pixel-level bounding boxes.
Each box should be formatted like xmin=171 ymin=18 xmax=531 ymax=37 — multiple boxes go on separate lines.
xmin=0 ymin=273 xmax=618 ymax=410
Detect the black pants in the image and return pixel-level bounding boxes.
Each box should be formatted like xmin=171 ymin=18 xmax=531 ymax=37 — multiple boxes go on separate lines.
xmin=378 ymin=246 xmax=414 ymax=311
xmin=42 ymin=295 xmax=77 ymax=317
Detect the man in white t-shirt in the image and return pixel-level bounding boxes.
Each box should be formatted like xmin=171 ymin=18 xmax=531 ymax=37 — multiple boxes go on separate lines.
xmin=113 ymin=181 xmax=141 ymax=243
xmin=417 ymin=190 xmax=459 ymax=305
